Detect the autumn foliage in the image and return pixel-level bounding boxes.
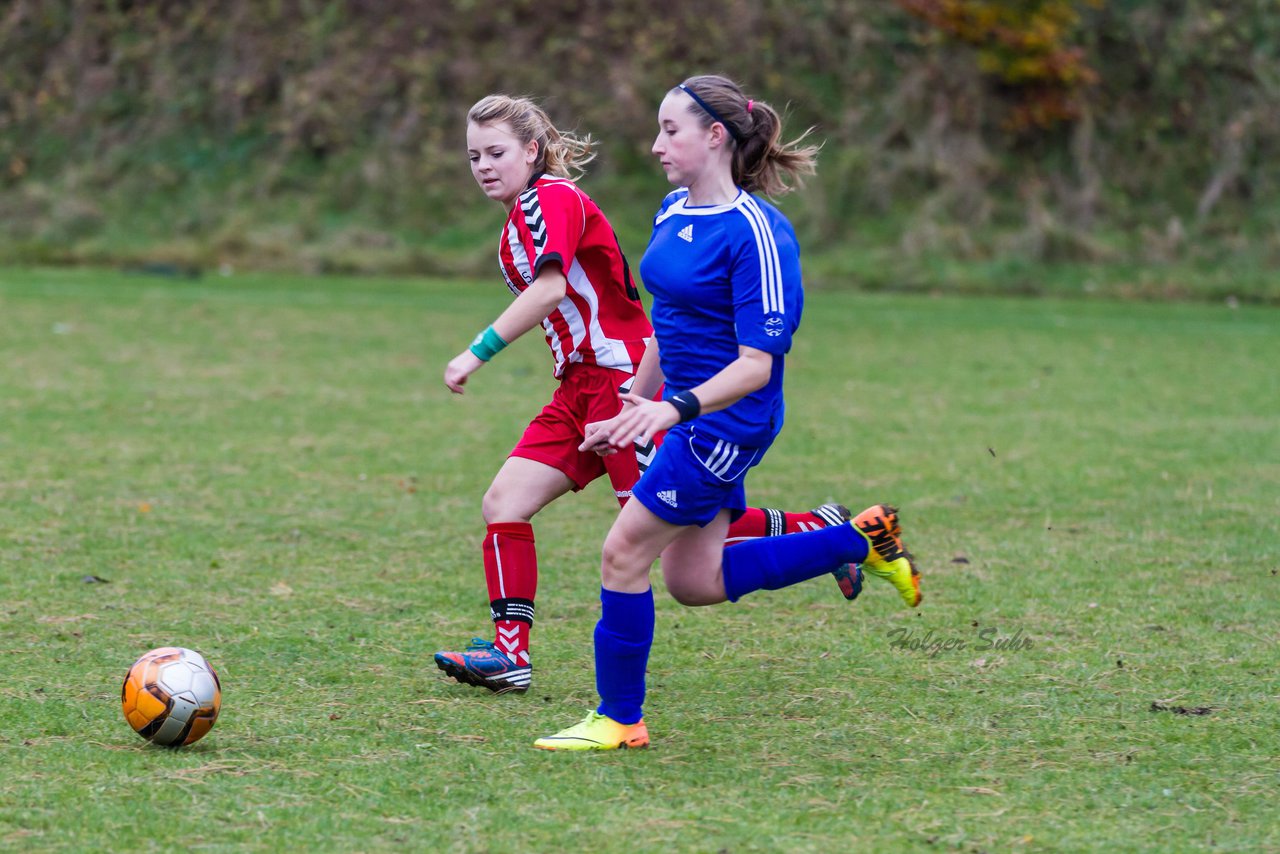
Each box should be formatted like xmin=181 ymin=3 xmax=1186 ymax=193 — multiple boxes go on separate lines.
xmin=898 ymin=0 xmax=1101 ymax=130
xmin=0 ymin=1 xmax=1275 ymax=272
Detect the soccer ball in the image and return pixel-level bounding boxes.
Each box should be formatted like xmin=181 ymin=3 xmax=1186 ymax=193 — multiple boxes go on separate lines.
xmin=121 ymin=647 xmax=222 ymax=747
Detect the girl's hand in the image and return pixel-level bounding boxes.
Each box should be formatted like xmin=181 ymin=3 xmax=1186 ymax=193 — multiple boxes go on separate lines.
xmin=580 ymin=393 xmax=680 ymax=454
xmin=580 ymin=419 xmax=619 ymax=456
xmin=444 ymin=350 xmax=485 ymax=394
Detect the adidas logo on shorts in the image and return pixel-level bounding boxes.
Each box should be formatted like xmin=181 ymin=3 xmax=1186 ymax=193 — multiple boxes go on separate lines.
xmin=677 ymin=224 xmax=693 ymax=243
xmin=657 ymin=489 xmax=678 ymax=508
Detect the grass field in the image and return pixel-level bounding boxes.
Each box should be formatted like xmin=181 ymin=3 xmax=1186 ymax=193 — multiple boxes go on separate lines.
xmin=1 ymin=267 xmax=1277 ymax=852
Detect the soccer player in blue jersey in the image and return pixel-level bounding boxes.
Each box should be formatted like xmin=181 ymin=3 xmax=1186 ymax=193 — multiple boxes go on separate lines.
xmin=535 ymin=75 xmax=922 ymax=751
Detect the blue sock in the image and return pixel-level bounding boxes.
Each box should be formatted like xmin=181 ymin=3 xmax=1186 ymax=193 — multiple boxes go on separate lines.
xmin=594 ymin=587 xmax=655 ymax=725
xmin=722 ymin=523 xmax=868 ymax=602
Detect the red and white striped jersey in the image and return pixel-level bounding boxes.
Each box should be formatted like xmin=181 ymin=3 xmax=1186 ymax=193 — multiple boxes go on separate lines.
xmin=497 ymin=175 xmax=651 ymax=378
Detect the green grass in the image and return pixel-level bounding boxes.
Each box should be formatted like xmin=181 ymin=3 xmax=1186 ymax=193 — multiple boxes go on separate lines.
xmin=1 ymin=267 xmax=1277 ymax=851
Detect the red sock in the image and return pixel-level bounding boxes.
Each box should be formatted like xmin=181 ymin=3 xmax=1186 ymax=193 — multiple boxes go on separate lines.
xmin=483 ymin=522 xmax=537 ymax=666
xmin=726 ymin=506 xmax=844 ymax=545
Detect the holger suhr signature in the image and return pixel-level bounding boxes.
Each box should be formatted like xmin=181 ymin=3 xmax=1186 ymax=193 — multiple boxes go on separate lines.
xmin=888 ymin=626 xmax=1033 ymax=658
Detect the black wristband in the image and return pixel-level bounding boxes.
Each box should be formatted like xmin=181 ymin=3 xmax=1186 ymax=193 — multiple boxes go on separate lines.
xmin=668 ymin=390 xmax=701 ymax=423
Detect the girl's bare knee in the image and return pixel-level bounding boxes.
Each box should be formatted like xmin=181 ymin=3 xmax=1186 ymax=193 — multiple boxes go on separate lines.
xmin=601 ymin=537 xmax=649 ymax=590
xmin=482 ymin=481 xmax=534 ymax=524
xmin=667 ymin=584 xmax=702 ymax=606
xmin=480 ymin=485 xmax=505 ymax=524
xmin=662 ymin=569 xmax=723 ymax=606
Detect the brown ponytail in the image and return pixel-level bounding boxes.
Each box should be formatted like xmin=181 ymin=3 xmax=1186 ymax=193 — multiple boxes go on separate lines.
xmin=675 ymin=75 xmax=819 ymax=196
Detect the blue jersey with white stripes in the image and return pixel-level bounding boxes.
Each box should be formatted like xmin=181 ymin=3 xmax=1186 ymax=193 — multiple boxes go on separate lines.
xmin=639 ymin=188 xmax=803 ymax=447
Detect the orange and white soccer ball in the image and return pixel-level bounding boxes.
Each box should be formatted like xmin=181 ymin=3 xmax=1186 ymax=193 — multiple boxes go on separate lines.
xmin=121 ymin=647 xmax=221 ymax=747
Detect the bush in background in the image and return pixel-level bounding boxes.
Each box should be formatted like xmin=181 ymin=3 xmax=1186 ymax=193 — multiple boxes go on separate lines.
xmin=0 ymin=0 xmax=1276 ymax=297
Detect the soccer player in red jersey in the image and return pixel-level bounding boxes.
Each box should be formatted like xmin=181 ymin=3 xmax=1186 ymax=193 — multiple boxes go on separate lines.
xmin=433 ymin=95 xmax=858 ymax=695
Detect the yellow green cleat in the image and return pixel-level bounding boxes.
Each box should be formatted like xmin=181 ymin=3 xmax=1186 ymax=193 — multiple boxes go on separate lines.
xmin=534 ymin=711 xmax=650 ymax=751
xmin=852 ymin=504 xmax=922 ymax=608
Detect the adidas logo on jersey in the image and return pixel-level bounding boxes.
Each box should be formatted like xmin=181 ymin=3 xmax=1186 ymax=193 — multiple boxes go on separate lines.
xmin=656 ymin=489 xmax=678 ymax=508
xmin=677 ymin=224 xmax=693 ymax=243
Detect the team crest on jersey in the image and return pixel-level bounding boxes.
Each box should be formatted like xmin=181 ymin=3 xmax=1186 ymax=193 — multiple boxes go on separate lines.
xmin=763 ymin=313 xmax=786 ymax=337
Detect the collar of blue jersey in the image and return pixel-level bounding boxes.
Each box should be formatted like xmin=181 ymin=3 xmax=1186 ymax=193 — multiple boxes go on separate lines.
xmin=675 ymin=187 xmax=744 ymax=212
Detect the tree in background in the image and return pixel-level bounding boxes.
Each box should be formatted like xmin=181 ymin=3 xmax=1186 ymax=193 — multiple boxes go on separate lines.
xmin=898 ymin=0 xmax=1101 ymax=132
xmin=0 ymin=0 xmax=1275 ymax=281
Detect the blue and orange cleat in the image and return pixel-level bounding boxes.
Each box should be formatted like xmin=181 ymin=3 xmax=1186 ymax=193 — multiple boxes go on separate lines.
xmin=434 ymin=638 xmax=531 ymax=694
xmin=812 ymin=503 xmax=864 ymax=601
xmin=833 ymin=562 xmax=865 ymax=601
xmin=852 ymin=504 xmax=922 ymax=607
xmin=534 ymin=711 xmax=650 ymax=751
xmin=810 ymin=502 xmax=852 ymax=529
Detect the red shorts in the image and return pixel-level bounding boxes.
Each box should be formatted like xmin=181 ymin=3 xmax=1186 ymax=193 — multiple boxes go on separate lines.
xmin=510 ymin=363 xmax=645 ymax=503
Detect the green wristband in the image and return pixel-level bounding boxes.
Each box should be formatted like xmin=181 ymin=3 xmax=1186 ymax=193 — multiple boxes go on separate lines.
xmin=469 ymin=325 xmax=509 ymax=362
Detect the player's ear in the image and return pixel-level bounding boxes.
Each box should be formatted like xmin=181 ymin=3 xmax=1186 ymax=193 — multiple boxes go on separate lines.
xmin=707 ymin=122 xmax=728 ymax=149
xmin=525 ymin=138 xmax=539 ymax=165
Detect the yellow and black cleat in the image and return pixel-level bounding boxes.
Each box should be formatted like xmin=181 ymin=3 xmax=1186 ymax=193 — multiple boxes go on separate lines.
xmin=852 ymin=504 xmax=922 ymax=608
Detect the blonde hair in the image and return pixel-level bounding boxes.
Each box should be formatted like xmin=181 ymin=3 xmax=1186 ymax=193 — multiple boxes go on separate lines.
xmin=467 ymin=94 xmax=595 ymax=180
xmin=675 ymin=75 xmax=819 ymax=196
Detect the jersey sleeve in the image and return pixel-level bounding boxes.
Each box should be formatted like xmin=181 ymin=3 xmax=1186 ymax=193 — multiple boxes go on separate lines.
xmin=521 ymin=182 xmax=586 ymax=278
xmin=729 ymin=212 xmax=800 ymax=355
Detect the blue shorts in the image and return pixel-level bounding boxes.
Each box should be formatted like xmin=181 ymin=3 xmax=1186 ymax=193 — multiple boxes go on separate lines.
xmin=631 ymin=423 xmax=769 ymax=527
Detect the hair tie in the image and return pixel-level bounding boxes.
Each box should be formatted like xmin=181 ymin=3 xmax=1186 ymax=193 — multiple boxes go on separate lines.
xmin=677 ymin=83 xmax=744 ymax=144
xmin=747 ymin=99 xmax=754 ymax=113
